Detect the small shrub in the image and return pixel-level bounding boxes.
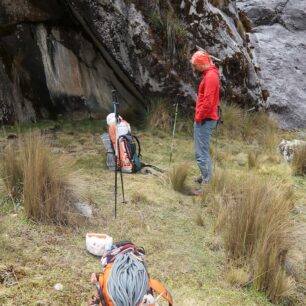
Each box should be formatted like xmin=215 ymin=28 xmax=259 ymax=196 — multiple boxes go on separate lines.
xmin=149 ymin=13 xmax=166 ymax=34
xmin=147 ymin=98 xmax=172 ymax=132
xmin=170 ymin=16 xmax=188 ymax=42
xmin=239 ymin=11 xmax=253 ymax=32
xmin=237 ymin=20 xmax=245 ymax=39
xmin=21 ymin=132 xmax=86 ymax=225
xmin=0 ymin=144 xmax=23 ymax=200
xmin=176 ymin=45 xmax=189 ymax=63
xmin=169 ymin=163 xmax=189 ymax=193
xmin=291 ymin=145 xmax=306 ymax=176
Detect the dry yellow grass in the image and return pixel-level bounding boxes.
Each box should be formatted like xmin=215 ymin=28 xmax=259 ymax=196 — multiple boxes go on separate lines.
xmin=130 ymin=190 xmax=149 ymax=204
xmin=207 ymin=171 xmax=296 ymax=303
xmin=237 ymin=20 xmax=246 ymax=39
xmin=220 ymin=103 xmax=245 ymax=138
xmin=221 ymin=104 xmax=279 ymax=151
xmin=169 ymin=163 xmax=189 ymax=193
xmin=247 ymin=151 xmax=260 ymax=169
xmin=225 ymin=267 xmax=250 ymax=288
xmin=0 ymin=132 xmax=89 ymax=226
xmin=146 ymin=98 xmax=172 ymax=132
xmin=195 ymin=212 xmax=205 ymax=227
xmin=0 ymin=143 xmax=23 ymax=200
xmin=291 ymin=145 xmax=306 ymax=176
xmin=21 ymin=132 xmax=87 ymax=225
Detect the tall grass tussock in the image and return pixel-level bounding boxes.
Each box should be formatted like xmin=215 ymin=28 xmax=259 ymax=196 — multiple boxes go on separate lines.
xmin=22 ymin=133 xmax=86 ymax=225
xmin=291 ymin=145 xmax=306 ymax=176
xmin=169 ymin=163 xmax=189 ymax=193
xmin=0 ymin=132 xmax=88 ymax=225
xmin=247 ymin=151 xmax=259 ymax=169
xmin=220 ymin=103 xmax=279 ymax=151
xmin=237 ymin=20 xmax=246 ymax=39
xmin=0 ymin=144 xmax=23 ymax=200
xmin=207 ymin=170 xmax=296 ymax=303
xmin=146 ymin=98 xmax=172 ymax=132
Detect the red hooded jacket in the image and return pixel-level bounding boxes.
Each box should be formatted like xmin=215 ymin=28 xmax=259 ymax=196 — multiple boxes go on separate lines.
xmin=195 ymin=65 xmax=220 ymax=123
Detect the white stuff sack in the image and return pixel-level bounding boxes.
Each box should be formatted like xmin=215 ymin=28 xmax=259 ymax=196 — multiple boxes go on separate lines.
xmin=117 ymin=121 xmax=131 ymax=136
xmin=86 ymin=233 xmax=113 ymax=256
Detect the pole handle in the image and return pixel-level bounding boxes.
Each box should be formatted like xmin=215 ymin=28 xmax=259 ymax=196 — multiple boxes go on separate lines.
xmin=112 ymin=90 xmax=119 ymax=120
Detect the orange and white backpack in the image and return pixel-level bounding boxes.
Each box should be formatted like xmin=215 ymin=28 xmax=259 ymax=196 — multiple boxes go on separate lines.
xmin=103 ymin=113 xmax=142 ymax=173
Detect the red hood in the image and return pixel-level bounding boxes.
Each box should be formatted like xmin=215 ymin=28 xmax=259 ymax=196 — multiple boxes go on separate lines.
xmin=195 ymin=64 xmax=220 ymax=122
xmin=202 ymin=65 xmax=219 ymax=77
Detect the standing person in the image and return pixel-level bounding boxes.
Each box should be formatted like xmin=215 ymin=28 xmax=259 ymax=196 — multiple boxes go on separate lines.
xmin=190 ymin=50 xmax=220 ymax=195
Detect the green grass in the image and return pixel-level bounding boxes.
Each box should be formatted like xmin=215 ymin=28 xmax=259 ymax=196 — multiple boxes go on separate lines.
xmin=0 ymin=118 xmax=107 ymax=138
xmin=0 ymin=118 xmax=305 ymax=305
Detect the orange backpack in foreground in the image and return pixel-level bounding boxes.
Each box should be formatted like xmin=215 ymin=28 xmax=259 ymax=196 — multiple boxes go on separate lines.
xmin=90 ymin=242 xmax=173 ymax=306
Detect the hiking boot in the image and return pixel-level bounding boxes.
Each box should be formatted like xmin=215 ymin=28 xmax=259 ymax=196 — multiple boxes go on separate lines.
xmin=194 ymin=176 xmax=210 ymax=184
xmin=190 ymin=181 xmax=209 ymax=196
xmin=190 ymin=188 xmax=203 ymax=196
xmin=194 ymin=175 xmax=203 ymax=184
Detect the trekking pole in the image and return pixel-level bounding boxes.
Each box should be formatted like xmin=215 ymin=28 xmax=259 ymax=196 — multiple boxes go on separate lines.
xmin=112 ymin=90 xmax=126 ymax=219
xmin=169 ymin=95 xmax=179 ymax=164
xmin=118 ymin=136 xmax=127 ymax=205
xmin=213 ymin=123 xmax=219 ymax=173
xmin=213 ymin=106 xmax=223 ymax=172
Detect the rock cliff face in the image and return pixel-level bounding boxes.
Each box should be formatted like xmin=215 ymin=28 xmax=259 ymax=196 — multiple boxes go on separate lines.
xmin=0 ymin=0 xmax=266 ymax=124
xmin=237 ymin=0 xmax=306 ymax=128
xmin=0 ymin=0 xmax=147 ymax=123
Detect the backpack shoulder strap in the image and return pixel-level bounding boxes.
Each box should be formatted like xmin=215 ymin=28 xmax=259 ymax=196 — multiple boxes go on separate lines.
xmin=149 ymin=278 xmax=173 ymax=306
xmin=96 ymin=275 xmax=107 ymax=306
xmin=97 ymin=264 xmax=114 ymax=306
xmin=132 ymin=135 xmax=141 ymax=157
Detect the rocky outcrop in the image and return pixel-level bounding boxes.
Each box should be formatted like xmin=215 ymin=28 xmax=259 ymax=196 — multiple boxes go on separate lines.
xmin=237 ymin=0 xmax=306 ymax=128
xmin=0 ymin=0 xmax=266 ymax=124
xmin=279 ymin=139 xmax=306 ymax=161
xmin=0 ymin=0 xmax=145 ymax=123
xmin=64 ymin=0 xmax=266 ymax=107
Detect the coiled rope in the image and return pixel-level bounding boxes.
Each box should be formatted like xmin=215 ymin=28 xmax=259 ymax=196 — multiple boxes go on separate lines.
xmin=107 ymin=252 xmax=149 ymax=306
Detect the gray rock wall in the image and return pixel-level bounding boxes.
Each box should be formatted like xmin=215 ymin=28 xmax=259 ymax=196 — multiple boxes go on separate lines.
xmin=65 ymin=0 xmax=266 ymax=105
xmin=237 ymin=0 xmax=306 ymax=128
xmin=0 ymin=0 xmax=146 ymax=123
xmin=0 ymin=0 xmax=267 ymax=124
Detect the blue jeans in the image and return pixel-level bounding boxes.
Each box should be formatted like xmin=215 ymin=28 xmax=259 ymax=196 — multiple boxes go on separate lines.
xmin=194 ymin=120 xmax=217 ymax=183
